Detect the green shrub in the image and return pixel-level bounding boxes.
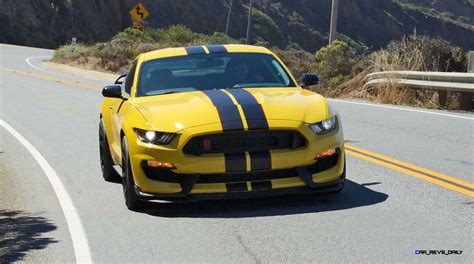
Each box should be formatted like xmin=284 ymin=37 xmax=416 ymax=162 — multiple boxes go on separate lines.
xmin=96 ymin=38 xmax=137 ymax=71
xmin=450 ymin=47 xmax=468 ymax=72
xmin=52 ymin=43 xmax=94 ymax=61
xmin=250 ymin=7 xmax=284 ymax=47
xmin=113 ymin=28 xmax=153 ymax=43
xmin=156 ymin=24 xmax=197 ymax=44
xmin=273 ymin=48 xmax=317 ymax=83
xmin=315 ymin=40 xmax=355 ymax=88
xmin=196 ymin=32 xmax=236 ymax=45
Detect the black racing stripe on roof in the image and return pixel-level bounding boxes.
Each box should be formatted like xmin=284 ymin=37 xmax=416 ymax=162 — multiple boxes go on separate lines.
xmin=184 ymin=46 xmax=206 ymax=55
xmin=206 ymin=45 xmax=228 ymax=53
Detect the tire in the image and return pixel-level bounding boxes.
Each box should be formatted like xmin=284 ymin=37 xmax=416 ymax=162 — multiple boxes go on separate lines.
xmin=99 ymin=119 xmax=121 ymax=182
xmin=121 ymin=137 xmax=146 ymax=210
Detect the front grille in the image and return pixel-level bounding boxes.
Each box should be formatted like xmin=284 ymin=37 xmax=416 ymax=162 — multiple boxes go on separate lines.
xmin=183 ymin=130 xmax=306 ymax=155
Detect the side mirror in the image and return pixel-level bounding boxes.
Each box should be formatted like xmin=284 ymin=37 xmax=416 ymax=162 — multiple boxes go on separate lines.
xmin=115 ymin=70 xmax=128 ymax=84
xmin=301 ymin=73 xmax=319 ymax=87
xmin=102 ymin=85 xmax=123 ymax=98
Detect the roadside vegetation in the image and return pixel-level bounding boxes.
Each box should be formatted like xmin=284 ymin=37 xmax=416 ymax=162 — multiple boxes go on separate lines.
xmin=52 ymin=25 xmax=469 ymax=110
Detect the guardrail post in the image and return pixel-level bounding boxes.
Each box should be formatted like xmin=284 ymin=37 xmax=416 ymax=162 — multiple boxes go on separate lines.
xmin=468 ymin=51 xmax=474 ymax=73
xmin=459 ymin=92 xmax=472 ymax=110
xmin=462 ymin=51 xmax=473 ymax=110
xmin=437 ymin=90 xmax=447 ymax=107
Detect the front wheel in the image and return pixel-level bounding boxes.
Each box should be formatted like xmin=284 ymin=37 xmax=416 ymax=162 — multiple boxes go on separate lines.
xmin=99 ymin=119 xmax=121 ymax=182
xmin=121 ymin=137 xmax=146 ymax=210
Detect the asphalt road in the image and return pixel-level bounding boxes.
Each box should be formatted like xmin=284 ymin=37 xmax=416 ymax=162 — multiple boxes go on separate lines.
xmin=1 ymin=44 xmax=473 ymax=263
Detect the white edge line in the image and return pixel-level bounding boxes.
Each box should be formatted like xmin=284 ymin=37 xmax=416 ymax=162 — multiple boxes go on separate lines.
xmin=0 ymin=119 xmax=92 ymax=263
xmin=327 ymin=98 xmax=474 ymax=121
xmin=26 ymin=56 xmax=72 ymax=77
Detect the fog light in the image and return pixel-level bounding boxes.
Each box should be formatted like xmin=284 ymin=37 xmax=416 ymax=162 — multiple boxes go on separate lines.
xmin=316 ymin=148 xmax=337 ymax=158
xmin=147 ymin=160 xmax=174 ymax=168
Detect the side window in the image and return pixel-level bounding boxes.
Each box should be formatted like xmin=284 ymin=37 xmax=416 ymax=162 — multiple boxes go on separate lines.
xmin=124 ymin=61 xmax=137 ymax=94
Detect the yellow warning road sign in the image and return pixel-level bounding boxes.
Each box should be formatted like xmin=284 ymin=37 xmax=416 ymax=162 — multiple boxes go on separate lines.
xmin=130 ymin=3 xmax=149 ymax=23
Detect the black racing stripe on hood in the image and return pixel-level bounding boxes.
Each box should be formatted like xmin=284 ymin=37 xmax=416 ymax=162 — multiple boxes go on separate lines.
xmin=226 ymin=89 xmax=269 ymax=130
xmin=202 ymin=90 xmax=244 ymax=132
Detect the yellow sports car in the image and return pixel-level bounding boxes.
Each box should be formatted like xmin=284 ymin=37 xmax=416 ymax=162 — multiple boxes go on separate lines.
xmin=99 ymin=44 xmax=345 ymax=210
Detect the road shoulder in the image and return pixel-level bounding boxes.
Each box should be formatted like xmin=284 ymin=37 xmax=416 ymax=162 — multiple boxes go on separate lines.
xmin=0 ymin=129 xmax=75 ymax=262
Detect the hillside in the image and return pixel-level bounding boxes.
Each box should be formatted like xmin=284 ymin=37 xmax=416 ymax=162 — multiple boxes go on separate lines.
xmin=131 ymin=0 xmax=474 ymax=52
xmin=1 ymin=0 xmax=473 ymax=51
xmin=0 ymin=0 xmax=130 ymax=48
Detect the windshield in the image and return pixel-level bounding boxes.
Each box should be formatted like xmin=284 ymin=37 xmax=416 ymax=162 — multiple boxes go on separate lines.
xmin=136 ymin=53 xmax=295 ymax=96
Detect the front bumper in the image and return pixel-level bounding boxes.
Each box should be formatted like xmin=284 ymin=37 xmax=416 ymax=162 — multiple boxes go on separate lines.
xmin=135 ymin=175 xmax=344 ymax=202
xmin=134 ymin=152 xmax=345 ymax=202
xmin=127 ymin=118 xmax=345 ymax=194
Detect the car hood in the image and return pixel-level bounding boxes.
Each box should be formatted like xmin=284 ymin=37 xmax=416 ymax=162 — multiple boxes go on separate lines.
xmin=131 ymin=88 xmax=329 ymax=132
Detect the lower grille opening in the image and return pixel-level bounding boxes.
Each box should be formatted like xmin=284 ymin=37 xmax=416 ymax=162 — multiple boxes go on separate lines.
xmin=141 ymin=153 xmax=339 ymax=184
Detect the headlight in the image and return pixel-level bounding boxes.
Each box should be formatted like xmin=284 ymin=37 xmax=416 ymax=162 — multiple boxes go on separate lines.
xmin=309 ymin=116 xmax=336 ymax=135
xmin=135 ymin=128 xmax=176 ymax=145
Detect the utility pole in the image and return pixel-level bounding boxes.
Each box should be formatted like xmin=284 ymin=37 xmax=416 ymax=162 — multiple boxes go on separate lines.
xmin=329 ymin=0 xmax=339 ymax=44
xmin=225 ymin=0 xmax=233 ymax=35
xmin=246 ymin=0 xmax=254 ymax=44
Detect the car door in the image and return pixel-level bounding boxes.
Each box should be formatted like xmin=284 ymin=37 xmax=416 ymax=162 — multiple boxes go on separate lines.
xmin=108 ymin=61 xmax=137 ymax=159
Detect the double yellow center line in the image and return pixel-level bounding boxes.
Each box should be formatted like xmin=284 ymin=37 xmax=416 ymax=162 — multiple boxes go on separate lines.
xmin=2 ymin=66 xmax=473 ymax=197
xmin=345 ymin=144 xmax=474 ymax=197
xmin=0 ymin=67 xmax=101 ymax=90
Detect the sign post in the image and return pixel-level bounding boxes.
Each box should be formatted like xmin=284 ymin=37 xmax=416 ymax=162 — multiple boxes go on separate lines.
xmin=70 ymin=37 xmax=77 ymax=54
xmin=329 ymin=0 xmax=339 ymax=44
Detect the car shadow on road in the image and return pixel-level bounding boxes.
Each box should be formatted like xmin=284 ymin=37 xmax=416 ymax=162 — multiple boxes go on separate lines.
xmin=0 ymin=210 xmax=57 ymax=262
xmin=139 ymin=180 xmax=388 ymax=218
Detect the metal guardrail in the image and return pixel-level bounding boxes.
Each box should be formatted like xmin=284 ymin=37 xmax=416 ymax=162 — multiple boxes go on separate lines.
xmin=363 ymin=71 xmax=474 ymax=110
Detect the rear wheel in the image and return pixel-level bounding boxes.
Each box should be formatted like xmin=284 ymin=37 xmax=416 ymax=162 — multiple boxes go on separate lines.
xmin=121 ymin=137 xmax=146 ymax=210
xmin=99 ymin=119 xmax=121 ymax=182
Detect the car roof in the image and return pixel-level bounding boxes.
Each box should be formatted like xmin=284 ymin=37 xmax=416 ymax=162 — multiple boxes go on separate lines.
xmin=141 ymin=44 xmax=273 ymax=61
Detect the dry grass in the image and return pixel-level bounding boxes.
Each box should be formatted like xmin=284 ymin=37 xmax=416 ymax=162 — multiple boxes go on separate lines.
xmin=331 ymin=34 xmax=469 ymax=110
